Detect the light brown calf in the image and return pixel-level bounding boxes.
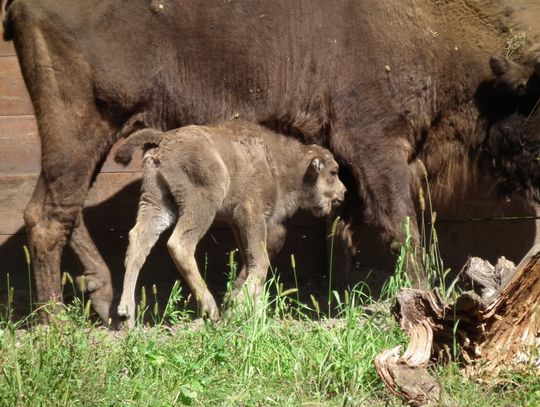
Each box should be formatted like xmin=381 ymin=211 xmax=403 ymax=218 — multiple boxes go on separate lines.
xmin=115 ymin=120 xmax=346 ymax=327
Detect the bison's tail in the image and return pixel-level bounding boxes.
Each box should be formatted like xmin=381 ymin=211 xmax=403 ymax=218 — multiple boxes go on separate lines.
xmin=115 ymin=128 xmax=165 ymax=166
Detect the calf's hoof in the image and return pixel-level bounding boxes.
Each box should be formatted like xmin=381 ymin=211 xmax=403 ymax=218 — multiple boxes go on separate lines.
xmin=117 ymin=304 xmax=135 ymax=329
xmin=200 ymin=294 xmax=220 ymax=322
xmin=204 ymin=306 xmax=220 ymax=322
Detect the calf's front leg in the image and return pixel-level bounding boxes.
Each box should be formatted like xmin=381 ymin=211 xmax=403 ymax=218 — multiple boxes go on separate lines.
xmin=232 ymin=204 xmax=270 ymax=305
xmin=229 ymin=223 xmax=286 ymax=300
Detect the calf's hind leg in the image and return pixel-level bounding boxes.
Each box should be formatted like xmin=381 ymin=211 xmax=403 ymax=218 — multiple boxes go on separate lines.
xmin=166 ymin=207 xmax=220 ymax=322
xmin=118 ymin=169 xmax=175 ymax=327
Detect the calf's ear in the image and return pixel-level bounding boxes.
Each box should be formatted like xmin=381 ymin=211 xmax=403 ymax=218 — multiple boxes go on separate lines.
xmin=310 ymin=157 xmax=325 ymax=173
xmin=304 ymin=157 xmax=325 ymax=182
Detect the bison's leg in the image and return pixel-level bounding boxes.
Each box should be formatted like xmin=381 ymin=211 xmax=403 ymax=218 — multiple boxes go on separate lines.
xmin=117 ymin=173 xmax=175 ymax=327
xmin=14 ymin=14 xmax=120 ymax=322
xmin=166 ymin=208 xmax=220 ymax=322
xmin=70 ymin=214 xmax=113 ymax=323
xmin=23 ymin=173 xmax=63 ymax=320
xmin=228 ymin=226 xmax=248 ymax=294
xmin=24 ymin=130 xmax=115 ymax=322
xmin=331 ymin=130 xmax=425 ymax=287
xmin=230 ymin=223 xmax=286 ymax=299
xmin=232 ymin=204 xmax=270 ymax=304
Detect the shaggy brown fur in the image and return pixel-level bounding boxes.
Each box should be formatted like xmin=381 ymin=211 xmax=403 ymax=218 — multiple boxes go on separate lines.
xmin=114 ymin=120 xmax=346 ymax=327
xmin=482 ymin=53 xmax=540 ymax=200
xmin=2 ymin=0 xmax=539 ymax=321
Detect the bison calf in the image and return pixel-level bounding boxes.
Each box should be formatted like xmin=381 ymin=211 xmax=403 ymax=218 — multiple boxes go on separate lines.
xmin=115 ymin=120 xmax=346 ymax=326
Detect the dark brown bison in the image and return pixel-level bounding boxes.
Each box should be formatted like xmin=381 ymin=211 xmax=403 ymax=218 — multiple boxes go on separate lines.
xmin=2 ymin=0 xmax=539 ymax=322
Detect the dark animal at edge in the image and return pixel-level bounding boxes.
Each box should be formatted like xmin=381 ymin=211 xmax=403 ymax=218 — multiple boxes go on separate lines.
xmin=1 ymin=0 xmax=539 ymax=322
xmin=114 ymin=120 xmax=346 ymax=327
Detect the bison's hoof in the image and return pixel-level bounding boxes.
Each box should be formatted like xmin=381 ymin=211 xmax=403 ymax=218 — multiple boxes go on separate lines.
xmin=90 ymin=296 xmax=111 ymax=325
xmin=117 ymin=305 xmax=135 ymax=329
xmin=205 ymin=307 xmax=220 ymax=322
xmin=76 ymin=275 xmax=97 ymax=292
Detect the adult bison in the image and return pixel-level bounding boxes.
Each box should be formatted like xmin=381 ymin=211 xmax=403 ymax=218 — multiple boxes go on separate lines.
xmin=2 ymin=0 xmax=539 ymax=322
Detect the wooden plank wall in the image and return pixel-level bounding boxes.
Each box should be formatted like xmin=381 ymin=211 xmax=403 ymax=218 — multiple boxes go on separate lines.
xmin=0 ymin=29 xmax=539 ymax=317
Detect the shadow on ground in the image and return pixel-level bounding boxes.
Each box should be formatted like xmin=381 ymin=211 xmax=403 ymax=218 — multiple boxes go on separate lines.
xmin=0 ymin=178 xmax=538 ymax=323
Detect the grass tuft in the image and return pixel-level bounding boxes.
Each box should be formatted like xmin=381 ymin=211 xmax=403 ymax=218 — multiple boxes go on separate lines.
xmin=1 ymin=195 xmax=538 ymax=405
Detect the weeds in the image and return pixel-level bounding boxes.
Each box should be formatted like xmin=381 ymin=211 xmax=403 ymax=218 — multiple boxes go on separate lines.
xmin=505 ymin=29 xmax=530 ymax=59
xmin=327 ymin=216 xmax=341 ymax=314
xmin=0 ymin=263 xmax=536 ymax=406
xmin=380 ymin=160 xmax=456 ymax=301
xmin=0 ymin=188 xmax=537 ymax=405
xmin=0 ymin=256 xmax=405 ymax=406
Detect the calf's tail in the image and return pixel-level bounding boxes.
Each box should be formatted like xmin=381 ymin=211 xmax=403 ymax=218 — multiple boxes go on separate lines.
xmin=115 ymin=128 xmax=165 ymax=166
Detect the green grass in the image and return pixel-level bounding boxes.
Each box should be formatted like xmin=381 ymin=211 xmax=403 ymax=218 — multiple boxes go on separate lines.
xmin=0 ymin=275 xmax=539 ymax=406
xmin=1 ymin=201 xmax=539 ymax=406
xmin=0 ymin=283 xmax=407 ymax=407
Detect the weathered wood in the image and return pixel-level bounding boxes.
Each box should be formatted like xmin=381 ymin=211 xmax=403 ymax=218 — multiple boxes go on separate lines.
xmin=479 ymin=246 xmax=540 ymax=364
xmin=0 ymin=117 xmax=145 ymax=174
xmin=0 ymin=56 xmax=34 ymax=116
xmin=0 ymin=26 xmax=16 ymax=56
xmin=375 ymin=289 xmax=444 ymax=406
xmin=0 ymin=40 xmax=16 ymax=57
xmin=376 ymin=246 xmax=540 ymax=406
xmin=462 ymin=256 xmax=516 ymax=299
xmin=0 ymin=115 xmax=39 ymax=173
xmin=375 ymin=346 xmax=440 ymax=407
xmin=0 ymin=172 xmax=142 ymax=235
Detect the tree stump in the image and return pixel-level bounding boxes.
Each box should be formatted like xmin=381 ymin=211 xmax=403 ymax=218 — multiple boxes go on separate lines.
xmin=375 ymin=245 xmax=540 ymax=406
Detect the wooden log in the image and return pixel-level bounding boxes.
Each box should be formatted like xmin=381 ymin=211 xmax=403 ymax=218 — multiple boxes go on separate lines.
xmin=479 ymin=246 xmax=540 ymax=364
xmin=375 ymin=245 xmax=540 ymax=406
xmin=461 ymin=256 xmax=515 ymax=299
xmin=374 ymin=346 xmax=440 ymax=407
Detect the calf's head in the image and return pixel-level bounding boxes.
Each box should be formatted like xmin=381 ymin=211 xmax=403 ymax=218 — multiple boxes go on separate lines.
xmin=301 ymin=146 xmax=347 ymax=217
xmin=483 ymin=48 xmax=540 ymax=201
